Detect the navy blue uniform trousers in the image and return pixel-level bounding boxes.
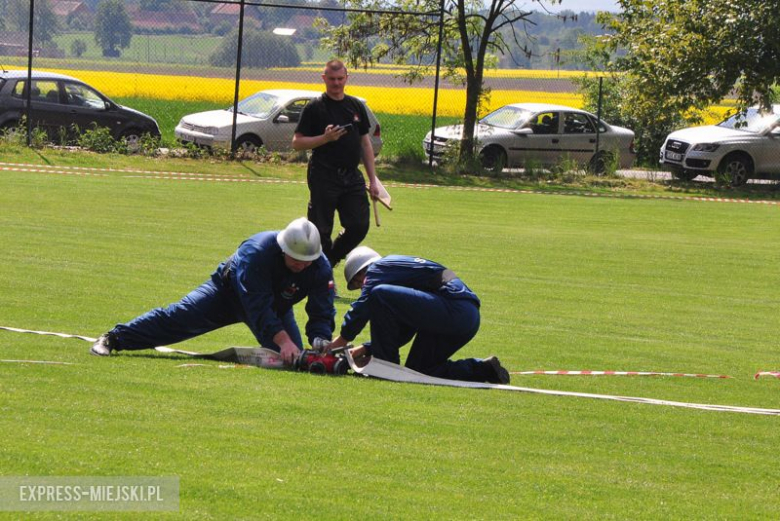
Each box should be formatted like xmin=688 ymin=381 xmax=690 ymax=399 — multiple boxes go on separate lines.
xmin=112 ymin=272 xmax=302 ymax=351
xmin=367 ymin=284 xmax=483 ymax=381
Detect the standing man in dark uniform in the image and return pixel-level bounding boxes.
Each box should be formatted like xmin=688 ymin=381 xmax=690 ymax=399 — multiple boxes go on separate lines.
xmin=90 ymin=218 xmax=335 ymax=366
xmin=326 ymin=246 xmax=511 ymax=384
xmin=292 ymin=59 xmax=380 ymax=270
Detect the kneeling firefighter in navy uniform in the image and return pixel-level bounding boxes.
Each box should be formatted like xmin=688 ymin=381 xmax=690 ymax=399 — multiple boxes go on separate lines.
xmin=90 ymin=218 xmax=336 ymax=366
xmin=326 ymin=247 xmax=510 ymax=383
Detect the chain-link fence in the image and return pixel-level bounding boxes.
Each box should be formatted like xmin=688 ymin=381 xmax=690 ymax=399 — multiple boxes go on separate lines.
xmin=2 ymin=0 xmax=630 ymax=171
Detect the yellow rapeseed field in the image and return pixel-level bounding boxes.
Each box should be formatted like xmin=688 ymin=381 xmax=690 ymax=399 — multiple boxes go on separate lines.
xmin=297 ymin=62 xmax=597 ymax=79
xmin=43 ymin=68 xmax=583 ymax=116
xmin=32 ymin=67 xmax=728 ymax=122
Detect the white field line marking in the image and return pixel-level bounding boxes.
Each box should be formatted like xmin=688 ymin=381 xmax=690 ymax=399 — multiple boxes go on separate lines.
xmin=176 ymin=363 xmax=251 ymax=369
xmin=0 ymin=326 xmax=97 ymax=343
xmin=4 ymin=162 xmax=779 ymax=206
xmin=511 ymin=370 xmax=733 ymax=378
xmin=1 ymin=359 xmax=76 ymax=365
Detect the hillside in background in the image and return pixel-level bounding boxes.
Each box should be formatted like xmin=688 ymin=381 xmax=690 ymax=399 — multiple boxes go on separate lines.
xmin=498 ymin=10 xmax=606 ymax=70
xmin=3 ymin=0 xmax=606 ymax=71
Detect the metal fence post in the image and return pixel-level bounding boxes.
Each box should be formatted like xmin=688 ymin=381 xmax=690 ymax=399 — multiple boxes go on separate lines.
xmin=595 ymin=76 xmax=603 ymax=156
xmin=230 ymin=0 xmax=246 ymax=155
xmin=427 ymin=0 xmax=446 ymax=168
xmin=25 ymin=0 xmax=35 ymax=147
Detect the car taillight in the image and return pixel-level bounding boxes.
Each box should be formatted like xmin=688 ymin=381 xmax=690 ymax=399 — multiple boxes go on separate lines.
xmin=373 ymin=123 xmax=381 ymax=137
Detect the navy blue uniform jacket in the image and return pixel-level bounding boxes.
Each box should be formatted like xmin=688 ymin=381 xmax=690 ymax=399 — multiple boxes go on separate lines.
xmin=224 ymin=231 xmax=335 ymax=345
xmin=340 ymin=255 xmax=480 ymax=341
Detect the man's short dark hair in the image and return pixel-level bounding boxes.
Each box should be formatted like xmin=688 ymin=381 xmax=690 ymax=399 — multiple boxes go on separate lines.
xmin=325 ymin=59 xmax=348 ymax=75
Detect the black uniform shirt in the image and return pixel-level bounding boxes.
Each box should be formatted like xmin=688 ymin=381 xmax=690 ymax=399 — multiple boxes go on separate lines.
xmin=296 ymin=93 xmax=370 ymax=170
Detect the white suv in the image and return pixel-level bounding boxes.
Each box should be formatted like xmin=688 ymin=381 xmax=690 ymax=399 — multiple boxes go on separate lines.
xmin=660 ymin=105 xmax=780 ymax=185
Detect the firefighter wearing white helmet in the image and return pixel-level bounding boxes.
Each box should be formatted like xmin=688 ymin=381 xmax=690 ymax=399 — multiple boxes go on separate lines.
xmin=90 ymin=217 xmax=336 ymax=366
xmin=326 ymin=247 xmax=510 ymax=384
xmin=343 ymin=246 xmax=381 ymax=290
xmin=277 ymin=217 xmax=322 ymax=261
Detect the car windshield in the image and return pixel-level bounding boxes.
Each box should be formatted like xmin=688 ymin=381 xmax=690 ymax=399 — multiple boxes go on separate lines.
xmin=233 ymin=92 xmax=280 ymax=118
xmin=718 ymin=108 xmax=780 ymax=133
xmin=480 ymin=106 xmax=533 ymax=129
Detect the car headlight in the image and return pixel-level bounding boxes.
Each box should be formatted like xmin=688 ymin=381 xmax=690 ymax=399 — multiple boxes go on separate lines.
xmin=692 ymin=143 xmax=720 ymax=152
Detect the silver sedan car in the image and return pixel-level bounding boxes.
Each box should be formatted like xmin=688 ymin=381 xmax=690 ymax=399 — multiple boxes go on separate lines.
xmin=423 ymin=103 xmax=635 ymax=173
xmin=176 ymin=89 xmax=382 ymax=155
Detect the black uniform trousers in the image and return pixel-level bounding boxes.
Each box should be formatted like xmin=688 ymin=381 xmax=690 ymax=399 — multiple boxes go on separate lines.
xmin=307 ymin=164 xmax=370 ymax=267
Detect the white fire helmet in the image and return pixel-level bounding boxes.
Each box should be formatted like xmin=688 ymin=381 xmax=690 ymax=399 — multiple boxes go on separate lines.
xmin=344 ymin=246 xmax=381 ymax=290
xmin=276 ymin=218 xmax=322 ymax=261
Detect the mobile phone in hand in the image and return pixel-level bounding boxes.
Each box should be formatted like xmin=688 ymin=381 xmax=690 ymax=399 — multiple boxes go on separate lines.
xmin=337 ymin=123 xmax=353 ymax=131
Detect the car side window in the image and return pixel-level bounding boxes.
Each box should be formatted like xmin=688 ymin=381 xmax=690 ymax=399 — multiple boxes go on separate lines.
xmin=530 ymin=112 xmax=559 ymax=134
xmin=11 ymin=80 xmax=58 ymax=102
xmin=64 ymin=82 xmax=106 ymax=110
xmin=563 ymin=112 xmax=596 ymax=134
xmin=11 ymin=80 xmax=27 ymax=98
xmin=279 ymin=99 xmax=309 ymax=123
xmin=587 ymin=115 xmax=608 ymax=133
xmin=39 ymin=81 xmax=61 ymax=104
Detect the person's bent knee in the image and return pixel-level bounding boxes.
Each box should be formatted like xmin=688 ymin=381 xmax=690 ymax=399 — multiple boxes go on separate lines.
xmin=369 ymin=284 xmax=409 ymax=313
xmin=342 ymin=219 xmax=369 ymax=243
xmin=370 ymin=283 xmax=394 ymax=299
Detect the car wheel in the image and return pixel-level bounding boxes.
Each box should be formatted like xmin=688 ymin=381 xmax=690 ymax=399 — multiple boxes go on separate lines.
xmin=718 ymin=153 xmax=752 ymax=187
xmin=670 ymin=168 xmax=698 ymax=182
xmin=120 ymin=129 xmax=143 ymax=150
xmin=479 ymin=146 xmax=506 ymax=175
xmin=235 ymin=135 xmax=262 ymax=154
xmin=589 ymin=151 xmax=614 ymax=175
xmin=0 ymin=120 xmax=21 ymax=139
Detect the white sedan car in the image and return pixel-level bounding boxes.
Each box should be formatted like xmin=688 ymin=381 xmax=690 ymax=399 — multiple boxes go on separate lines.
xmin=423 ymin=103 xmax=635 ymax=173
xmin=175 ymin=89 xmax=382 ymax=155
xmin=660 ymin=105 xmax=780 ymax=186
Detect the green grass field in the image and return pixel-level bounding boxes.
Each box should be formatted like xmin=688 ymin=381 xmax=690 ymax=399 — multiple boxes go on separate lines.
xmin=2 ymin=157 xmax=780 ymax=519
xmin=51 ymin=32 xmax=334 ymax=66
xmin=54 ymin=32 xmax=225 ymax=65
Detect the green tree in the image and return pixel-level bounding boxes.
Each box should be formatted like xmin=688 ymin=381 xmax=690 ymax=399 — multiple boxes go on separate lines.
xmin=94 ymin=0 xmax=132 ymax=57
xmin=71 ymin=39 xmax=88 ymax=58
xmin=317 ymin=0 xmax=557 ymax=167
xmin=7 ymin=0 xmax=59 ymax=46
xmin=574 ymin=34 xmax=694 ymax=166
xmin=140 ymin=0 xmax=173 ymax=10
xmin=254 ymin=0 xmax=309 ymax=32
xmin=599 ymin=0 xmax=780 ymax=113
xmin=209 ymin=28 xmax=300 ymax=68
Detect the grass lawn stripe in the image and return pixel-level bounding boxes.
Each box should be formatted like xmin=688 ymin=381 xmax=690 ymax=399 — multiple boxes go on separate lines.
xmin=2 ymin=167 xmax=780 ymax=518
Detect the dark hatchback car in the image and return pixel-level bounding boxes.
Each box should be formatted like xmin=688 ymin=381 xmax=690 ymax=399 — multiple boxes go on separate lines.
xmin=0 ymin=70 xmax=160 ymax=145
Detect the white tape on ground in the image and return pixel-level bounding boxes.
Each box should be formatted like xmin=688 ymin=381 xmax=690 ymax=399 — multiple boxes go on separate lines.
xmin=345 ymin=351 xmax=780 ymax=416
xmin=755 ymin=372 xmax=780 ymax=380
xmin=4 ymin=162 xmax=779 ymax=206
xmin=4 ymin=325 xmax=778 ymax=415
